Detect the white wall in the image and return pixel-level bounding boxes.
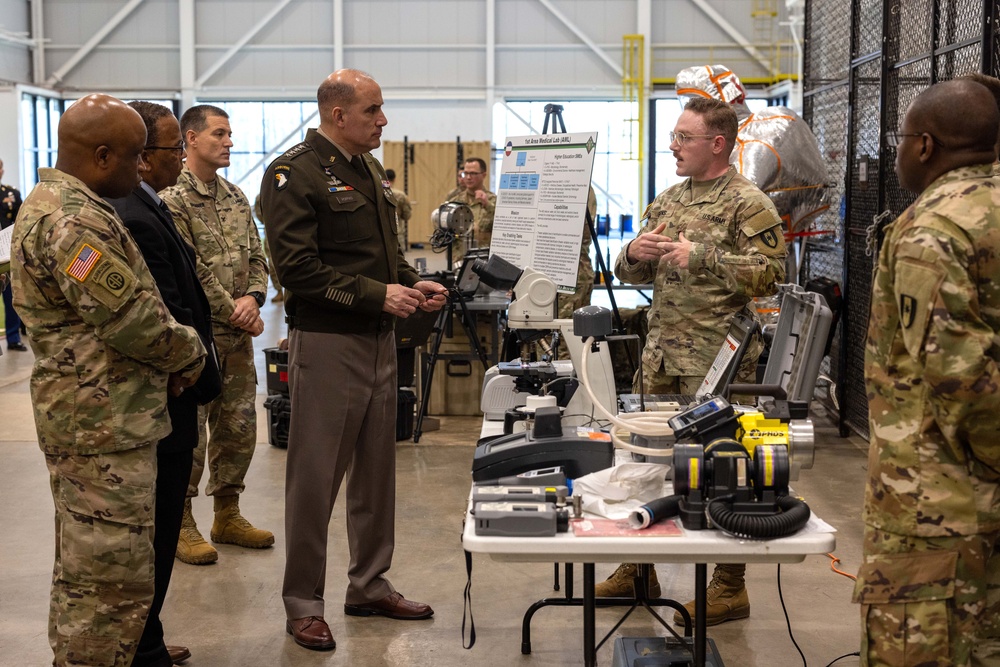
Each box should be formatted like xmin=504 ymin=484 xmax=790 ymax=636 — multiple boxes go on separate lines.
xmin=0 ymin=88 xmax=21 ymax=187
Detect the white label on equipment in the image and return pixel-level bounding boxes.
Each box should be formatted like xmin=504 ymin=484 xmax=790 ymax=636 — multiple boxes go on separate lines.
xmin=698 ymin=333 xmax=739 ymax=396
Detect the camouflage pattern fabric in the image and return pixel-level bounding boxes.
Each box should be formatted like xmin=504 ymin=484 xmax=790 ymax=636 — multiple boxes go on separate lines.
xmin=391 ymin=187 xmax=412 ymax=250
xmin=161 ymin=168 xmax=268 ymax=329
xmin=860 ymin=164 xmax=1000 ymax=666
xmin=11 ymin=168 xmax=206 ymax=455
xmin=46 ymin=447 xmax=156 ymax=666
xmin=253 ymin=194 xmax=282 ymax=294
xmin=188 ymin=329 xmax=257 ymax=498
xmin=854 ymin=528 xmax=1000 ymax=667
xmin=163 ymin=169 xmax=263 ymax=500
xmin=10 ymin=168 xmax=206 ymax=666
xmin=447 ymin=187 xmax=496 ymax=249
xmin=614 ymin=166 xmax=785 ymax=377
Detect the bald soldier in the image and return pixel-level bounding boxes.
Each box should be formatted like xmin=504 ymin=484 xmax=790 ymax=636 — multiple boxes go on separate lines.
xmin=854 ymin=80 xmax=1000 ymax=667
xmin=262 ymin=68 xmax=447 ymax=652
xmin=10 ymin=95 xmax=206 ymax=666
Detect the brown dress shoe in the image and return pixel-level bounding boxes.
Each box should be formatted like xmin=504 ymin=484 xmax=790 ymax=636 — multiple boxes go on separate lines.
xmin=166 ymin=645 xmax=191 ymax=664
xmin=344 ymin=591 xmax=434 ymax=620
xmin=286 ymin=616 xmax=336 ymax=651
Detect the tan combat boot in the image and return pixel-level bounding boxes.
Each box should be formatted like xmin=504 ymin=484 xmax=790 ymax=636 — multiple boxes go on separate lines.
xmin=176 ymin=499 xmax=219 ymax=565
xmin=673 ymin=563 xmax=749 ymax=626
xmin=594 ymin=563 xmax=661 ymax=598
xmin=210 ymin=496 xmax=275 ymax=549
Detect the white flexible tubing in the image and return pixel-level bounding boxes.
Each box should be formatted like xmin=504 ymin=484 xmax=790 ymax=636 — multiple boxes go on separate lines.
xmin=578 ymin=336 xmax=679 ymax=457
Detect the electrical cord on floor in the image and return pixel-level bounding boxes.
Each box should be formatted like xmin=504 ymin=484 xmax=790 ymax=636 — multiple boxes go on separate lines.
xmin=776 ymin=563 xmax=808 ymax=667
xmin=777 ymin=560 xmax=862 ymax=667
xmin=827 ymin=553 xmax=857 ymax=580
xmin=824 ymin=651 xmax=861 ymax=666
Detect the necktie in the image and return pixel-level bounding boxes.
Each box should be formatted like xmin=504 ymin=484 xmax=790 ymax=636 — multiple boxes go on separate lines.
xmin=158 ymin=200 xmax=172 ymax=217
xmin=351 ymin=155 xmax=367 ymax=177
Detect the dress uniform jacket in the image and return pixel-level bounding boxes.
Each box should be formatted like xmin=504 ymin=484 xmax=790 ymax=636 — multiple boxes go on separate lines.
xmin=614 ymin=166 xmax=786 ymax=376
xmin=261 ymin=128 xmax=421 ymax=334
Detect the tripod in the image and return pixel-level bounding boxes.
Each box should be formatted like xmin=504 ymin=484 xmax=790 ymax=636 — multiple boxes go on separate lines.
xmin=541 ymin=104 xmax=635 ymax=374
xmin=413 ymin=287 xmax=490 ymax=442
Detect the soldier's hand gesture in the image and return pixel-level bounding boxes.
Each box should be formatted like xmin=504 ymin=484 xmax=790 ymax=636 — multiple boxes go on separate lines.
xmin=626 ymin=222 xmax=668 ymax=262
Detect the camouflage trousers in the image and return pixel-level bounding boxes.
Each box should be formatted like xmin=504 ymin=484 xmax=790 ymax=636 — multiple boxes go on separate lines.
xmin=631 ymin=340 xmax=760 ymax=396
xmin=188 ymin=329 xmax=258 ymax=499
xmin=45 ymin=446 xmax=157 ymax=666
xmin=855 ymin=527 xmax=1000 ymax=667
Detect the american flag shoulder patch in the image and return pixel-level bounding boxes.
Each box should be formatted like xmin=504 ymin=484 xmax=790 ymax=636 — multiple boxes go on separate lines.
xmin=66 ymin=243 xmax=102 ymax=282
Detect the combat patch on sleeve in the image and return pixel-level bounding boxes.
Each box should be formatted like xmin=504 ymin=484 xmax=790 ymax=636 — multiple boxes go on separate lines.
xmin=273 ymin=164 xmax=291 ymax=191
xmin=87 ymin=253 xmax=134 ymax=300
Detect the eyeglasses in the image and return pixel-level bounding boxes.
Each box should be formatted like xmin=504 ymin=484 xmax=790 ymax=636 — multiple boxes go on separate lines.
xmin=461 ymin=171 xmax=483 ymax=177
xmin=146 ymin=144 xmax=185 ymax=153
xmin=669 ymin=131 xmax=718 ymax=146
xmin=884 ymin=131 xmax=947 ymax=148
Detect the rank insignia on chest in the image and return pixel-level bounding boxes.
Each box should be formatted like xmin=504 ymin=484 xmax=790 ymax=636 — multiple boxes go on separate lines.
xmin=760 ymin=228 xmax=779 ymax=249
xmin=900 ymin=294 xmax=916 ymax=328
xmin=329 ymin=185 xmax=355 ymax=193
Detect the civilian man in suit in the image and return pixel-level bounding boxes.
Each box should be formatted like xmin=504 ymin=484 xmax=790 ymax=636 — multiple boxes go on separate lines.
xmin=108 ymin=101 xmax=223 ymax=667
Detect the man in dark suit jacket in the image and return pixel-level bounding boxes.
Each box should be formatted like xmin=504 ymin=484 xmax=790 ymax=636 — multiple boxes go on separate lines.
xmin=109 ymin=101 xmax=222 ymax=667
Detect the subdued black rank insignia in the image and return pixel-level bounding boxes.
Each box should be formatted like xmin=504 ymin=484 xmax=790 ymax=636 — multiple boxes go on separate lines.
xmin=760 ymin=229 xmax=778 ymax=249
xmin=900 ymin=294 xmax=916 ymax=328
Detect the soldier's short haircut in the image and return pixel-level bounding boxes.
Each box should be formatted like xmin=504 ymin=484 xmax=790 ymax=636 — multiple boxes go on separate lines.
xmin=385 ymin=168 xmax=396 ymax=180
xmin=684 ymin=97 xmax=738 ymax=152
xmin=465 ymin=157 xmax=488 ymax=173
xmin=180 ymin=104 xmax=229 ymax=136
xmin=959 ymin=72 xmax=1000 ymax=148
xmin=128 ymin=101 xmax=175 ymax=147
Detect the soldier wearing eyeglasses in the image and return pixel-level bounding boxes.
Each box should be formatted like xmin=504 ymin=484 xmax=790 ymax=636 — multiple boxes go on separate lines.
xmin=608 ymin=96 xmax=786 ymax=615
xmin=446 ymin=157 xmax=496 ymax=249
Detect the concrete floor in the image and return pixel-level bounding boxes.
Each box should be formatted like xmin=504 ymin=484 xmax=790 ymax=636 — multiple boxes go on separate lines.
xmin=0 ymin=295 xmax=868 ymax=667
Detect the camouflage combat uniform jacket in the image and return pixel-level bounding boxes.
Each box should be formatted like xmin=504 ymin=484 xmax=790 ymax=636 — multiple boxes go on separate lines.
xmin=862 ymin=164 xmax=1000 ymax=539
xmin=161 ymin=168 xmax=268 ymax=331
xmin=447 ymin=187 xmax=497 ymax=247
xmin=614 ymin=167 xmax=786 ymax=376
xmin=11 ymin=168 xmax=206 ymax=455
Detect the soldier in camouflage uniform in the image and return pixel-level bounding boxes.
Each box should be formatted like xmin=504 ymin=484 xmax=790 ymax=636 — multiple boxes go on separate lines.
xmin=855 ymin=80 xmax=1000 ymax=667
xmin=446 ymin=157 xmax=496 ymax=254
xmin=253 ymin=194 xmax=284 ymax=303
xmin=161 ymin=105 xmax=273 ymax=565
xmin=10 ymin=94 xmax=206 ymax=667
xmin=385 ymin=169 xmax=412 ymax=251
xmin=608 ymin=98 xmax=786 ymax=620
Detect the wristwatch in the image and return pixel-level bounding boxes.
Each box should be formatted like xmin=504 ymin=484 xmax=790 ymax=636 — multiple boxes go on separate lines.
xmin=248 ymin=291 xmax=265 ymax=308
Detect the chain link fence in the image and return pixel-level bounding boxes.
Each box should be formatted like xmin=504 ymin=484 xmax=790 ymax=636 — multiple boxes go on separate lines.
xmin=802 ymin=0 xmax=992 ymax=438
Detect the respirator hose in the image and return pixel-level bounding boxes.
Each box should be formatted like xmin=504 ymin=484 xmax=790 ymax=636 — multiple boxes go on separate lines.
xmin=628 ymin=494 xmax=683 ymax=529
xmin=706 ymin=494 xmax=811 ymax=539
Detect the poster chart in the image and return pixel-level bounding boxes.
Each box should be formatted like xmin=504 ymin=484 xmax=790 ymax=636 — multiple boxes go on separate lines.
xmin=490 ymin=133 xmax=598 ymax=292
